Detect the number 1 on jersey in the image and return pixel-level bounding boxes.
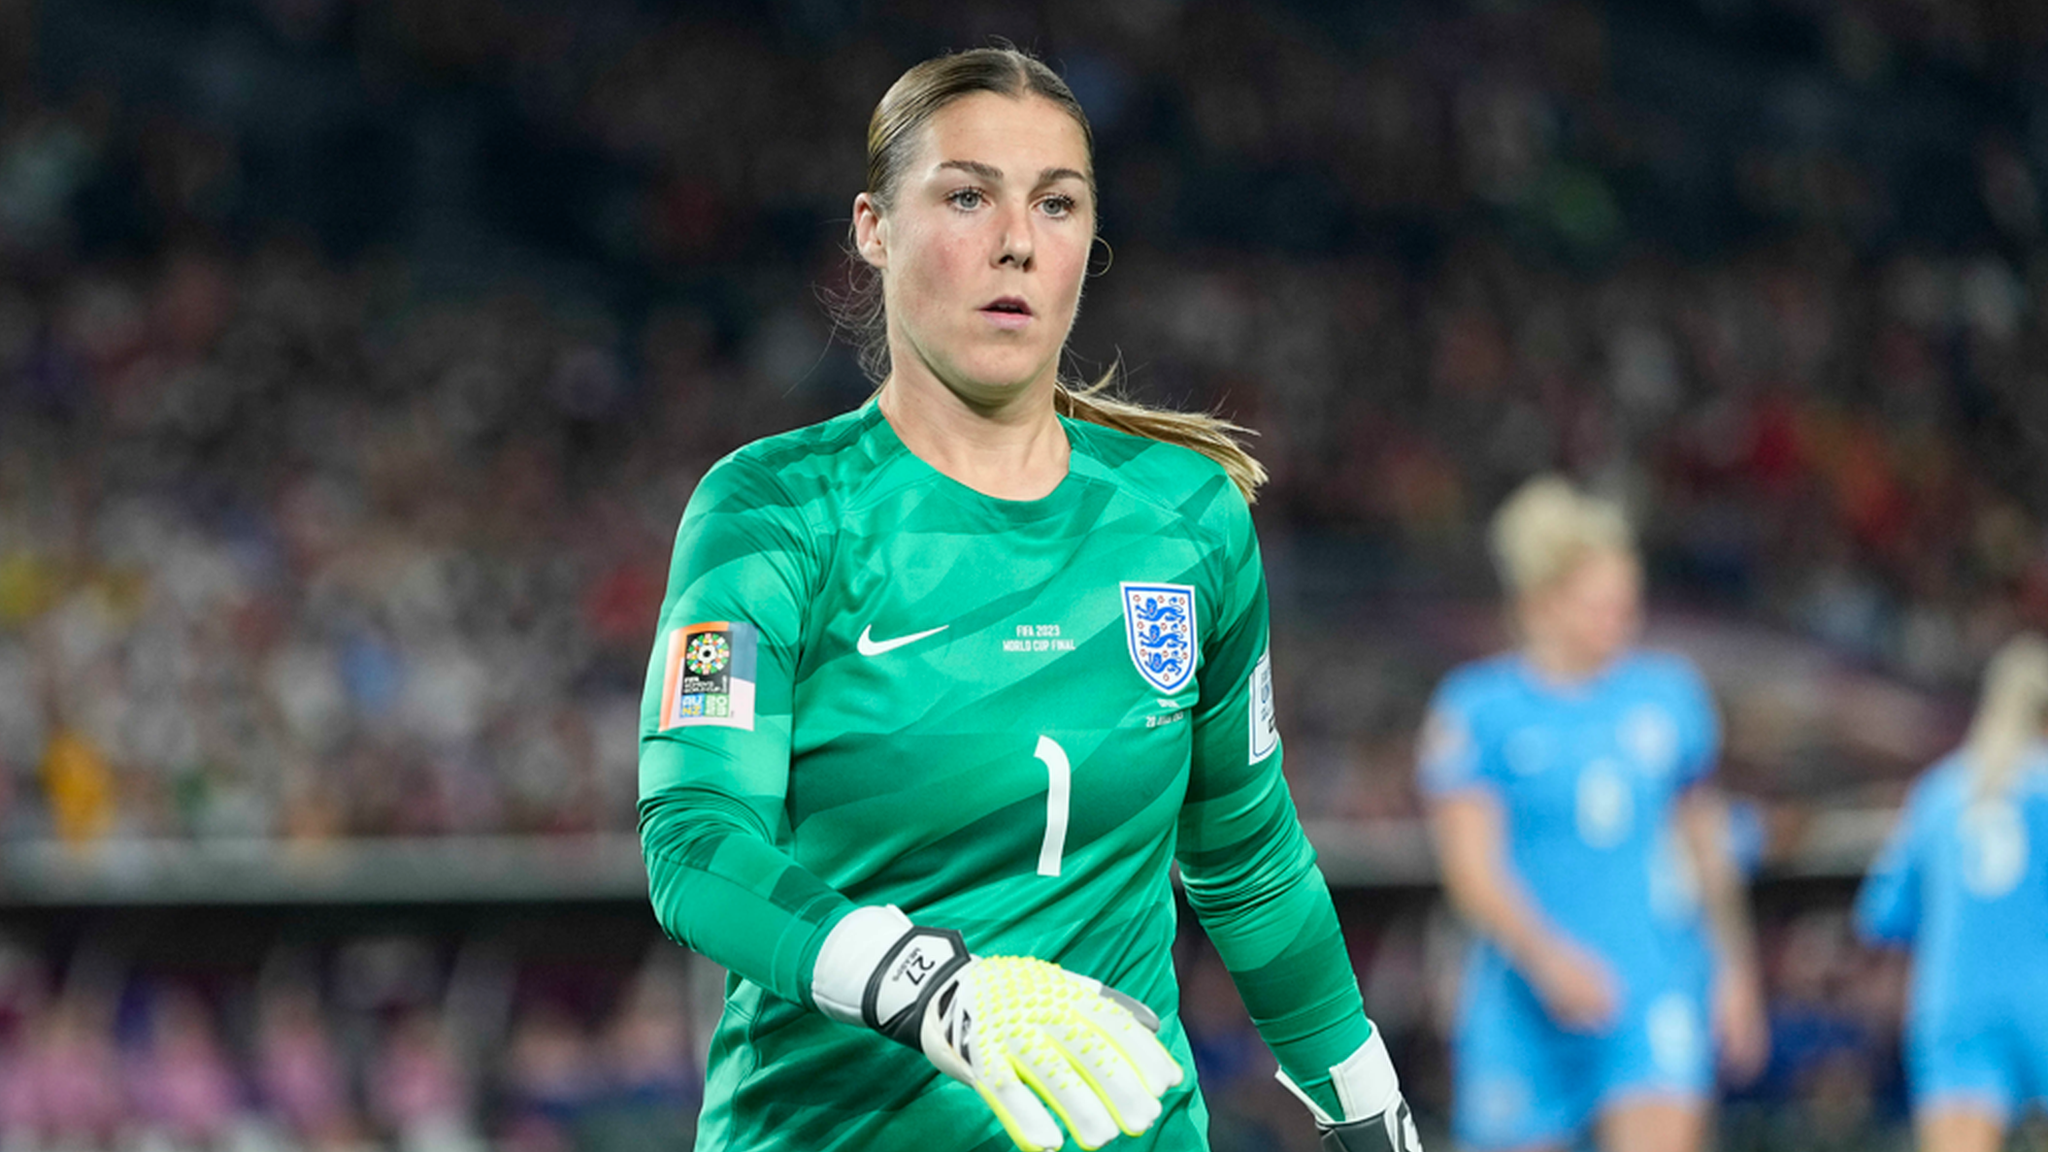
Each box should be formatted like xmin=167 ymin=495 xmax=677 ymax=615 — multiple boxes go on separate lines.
xmin=1034 ymin=736 xmax=1070 ymax=877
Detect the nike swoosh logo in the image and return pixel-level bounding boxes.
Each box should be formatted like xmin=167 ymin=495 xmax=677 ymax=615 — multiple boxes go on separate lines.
xmin=857 ymin=624 xmax=949 ymax=657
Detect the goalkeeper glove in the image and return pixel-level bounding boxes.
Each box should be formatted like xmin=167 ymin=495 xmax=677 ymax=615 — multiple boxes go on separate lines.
xmin=813 ymin=905 xmax=1184 ymax=1151
xmin=1275 ymin=1029 xmax=1422 ymax=1152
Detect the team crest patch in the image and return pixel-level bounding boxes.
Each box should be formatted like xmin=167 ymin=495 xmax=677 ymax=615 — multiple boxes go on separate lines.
xmin=1119 ymin=582 xmax=1197 ymax=694
xmin=658 ymin=621 xmax=759 ymax=731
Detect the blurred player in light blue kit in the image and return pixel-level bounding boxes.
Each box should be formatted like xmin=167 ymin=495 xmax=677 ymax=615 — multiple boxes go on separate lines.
xmin=1858 ymin=634 xmax=2048 ymax=1152
xmin=1418 ymin=477 xmax=1768 ymax=1152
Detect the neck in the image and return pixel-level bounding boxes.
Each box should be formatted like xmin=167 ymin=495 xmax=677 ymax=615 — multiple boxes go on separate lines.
xmin=1523 ymin=635 xmax=1613 ymax=686
xmin=878 ymin=365 xmax=1069 ymax=501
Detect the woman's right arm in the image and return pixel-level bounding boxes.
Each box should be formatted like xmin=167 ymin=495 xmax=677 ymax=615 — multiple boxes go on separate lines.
xmin=637 ymin=454 xmax=856 ymax=1009
xmin=1855 ymin=774 xmax=1932 ymax=948
xmin=1418 ymin=698 xmax=1618 ymax=1031
xmin=1429 ymin=791 xmax=1618 ymax=1030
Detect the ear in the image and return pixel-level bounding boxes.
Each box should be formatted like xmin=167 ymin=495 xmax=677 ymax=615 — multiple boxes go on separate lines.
xmin=853 ymin=193 xmax=889 ymax=270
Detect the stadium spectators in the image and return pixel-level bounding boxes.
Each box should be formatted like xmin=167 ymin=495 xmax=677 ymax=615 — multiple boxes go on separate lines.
xmin=0 ymin=937 xmax=702 ymax=1152
xmin=5 ymin=0 xmax=2042 ymax=838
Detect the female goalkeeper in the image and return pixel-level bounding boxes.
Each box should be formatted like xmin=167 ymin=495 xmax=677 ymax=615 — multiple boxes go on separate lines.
xmin=637 ymin=46 xmax=1415 ymax=1152
xmin=1858 ymin=635 xmax=2048 ymax=1152
xmin=1417 ymin=478 xmax=1767 ymax=1152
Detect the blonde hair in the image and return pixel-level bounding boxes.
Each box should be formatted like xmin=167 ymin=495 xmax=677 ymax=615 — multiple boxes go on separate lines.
xmin=837 ymin=45 xmax=1267 ymax=502
xmin=1488 ymin=475 xmax=1635 ymax=596
xmin=1964 ymin=634 xmax=2048 ymax=799
xmin=1053 ymin=376 xmax=1266 ymax=501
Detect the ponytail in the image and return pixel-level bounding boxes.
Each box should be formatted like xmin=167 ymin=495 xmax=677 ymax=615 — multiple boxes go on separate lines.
xmin=1964 ymin=633 xmax=2048 ymax=799
xmin=1054 ymin=372 xmax=1267 ymax=503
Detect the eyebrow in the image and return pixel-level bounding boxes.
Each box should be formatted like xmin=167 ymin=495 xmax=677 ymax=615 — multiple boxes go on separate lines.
xmin=936 ymin=160 xmax=1090 ymax=188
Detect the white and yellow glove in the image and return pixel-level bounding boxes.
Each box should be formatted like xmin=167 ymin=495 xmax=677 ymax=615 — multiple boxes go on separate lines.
xmin=1275 ymin=1030 xmax=1423 ymax=1152
xmin=813 ymin=905 xmax=1184 ymax=1150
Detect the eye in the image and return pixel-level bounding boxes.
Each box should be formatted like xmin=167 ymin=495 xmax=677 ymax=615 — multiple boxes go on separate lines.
xmin=946 ymin=187 xmax=986 ymax=211
xmin=1039 ymin=194 xmax=1077 ymax=218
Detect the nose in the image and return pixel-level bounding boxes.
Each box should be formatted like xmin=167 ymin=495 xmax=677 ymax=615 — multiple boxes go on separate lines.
xmin=995 ymin=202 xmax=1034 ymax=270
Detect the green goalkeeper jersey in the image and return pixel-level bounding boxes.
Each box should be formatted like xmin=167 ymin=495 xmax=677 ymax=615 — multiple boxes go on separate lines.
xmin=639 ymin=401 xmax=1372 ymax=1151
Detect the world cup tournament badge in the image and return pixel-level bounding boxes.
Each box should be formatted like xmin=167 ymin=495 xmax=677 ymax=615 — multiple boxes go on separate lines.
xmin=658 ymin=620 xmax=759 ymax=731
xmin=1119 ymin=582 xmax=1197 ymax=694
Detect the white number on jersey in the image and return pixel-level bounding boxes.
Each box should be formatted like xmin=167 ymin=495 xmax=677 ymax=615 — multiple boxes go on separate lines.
xmin=1576 ymin=760 xmax=1634 ymax=848
xmin=1035 ymin=736 xmax=1071 ymax=877
xmin=1961 ymin=800 xmax=2027 ymax=899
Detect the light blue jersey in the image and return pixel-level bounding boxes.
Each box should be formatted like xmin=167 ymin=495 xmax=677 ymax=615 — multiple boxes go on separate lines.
xmin=1857 ymin=748 xmax=2048 ymax=1117
xmin=1419 ymin=650 xmax=1720 ymax=1148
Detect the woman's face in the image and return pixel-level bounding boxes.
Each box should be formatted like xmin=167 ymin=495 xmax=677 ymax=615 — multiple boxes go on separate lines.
xmin=854 ymin=92 xmax=1094 ymax=405
xmin=1524 ymin=549 xmax=1642 ymax=671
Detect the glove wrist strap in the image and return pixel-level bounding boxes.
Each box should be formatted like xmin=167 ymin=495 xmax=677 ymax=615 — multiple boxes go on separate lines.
xmin=863 ymin=926 xmax=970 ymax=1047
xmin=1276 ymin=1029 xmax=1419 ymax=1151
xmin=812 ymin=905 xmax=914 ymax=1025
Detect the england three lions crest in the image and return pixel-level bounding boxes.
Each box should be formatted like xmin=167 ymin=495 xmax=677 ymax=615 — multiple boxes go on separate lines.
xmin=1120 ymin=582 xmax=1197 ymax=694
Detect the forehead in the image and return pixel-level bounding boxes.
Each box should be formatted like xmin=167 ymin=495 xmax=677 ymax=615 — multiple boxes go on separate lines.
xmin=912 ymin=91 xmax=1092 ymax=178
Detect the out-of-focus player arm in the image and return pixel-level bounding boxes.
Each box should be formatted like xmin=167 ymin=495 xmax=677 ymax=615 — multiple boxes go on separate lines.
xmin=638 ymin=453 xmax=855 ymax=1007
xmin=1856 ymin=777 xmax=1931 ymax=946
xmin=1668 ymin=662 xmax=1767 ymax=1080
xmin=1418 ymin=693 xmax=1618 ymax=1033
xmin=1678 ymin=784 xmax=1768 ymax=1081
xmin=1178 ymin=477 xmax=1417 ymax=1148
xmin=1428 ymin=793 xmax=1618 ymax=1030
xmin=1678 ymin=788 xmax=1758 ymax=969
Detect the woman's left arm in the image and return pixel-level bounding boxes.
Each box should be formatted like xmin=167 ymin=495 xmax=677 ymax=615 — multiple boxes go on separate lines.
xmin=1677 ymin=778 xmax=1770 ymax=1084
xmin=1176 ymin=477 xmax=1415 ymax=1148
xmin=1665 ymin=659 xmax=1769 ymax=1084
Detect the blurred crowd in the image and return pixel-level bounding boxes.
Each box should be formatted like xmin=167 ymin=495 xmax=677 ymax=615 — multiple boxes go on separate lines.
xmin=0 ymin=902 xmax=1940 ymax=1152
xmin=7 ymin=0 xmax=2044 ymax=840
xmin=0 ymin=246 xmax=688 ymax=841
xmin=0 ymin=932 xmax=698 ymax=1152
xmin=0 ymin=0 xmax=2044 ymax=820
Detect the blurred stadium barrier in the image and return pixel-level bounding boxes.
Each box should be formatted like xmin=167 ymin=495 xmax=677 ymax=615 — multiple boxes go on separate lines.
xmin=0 ymin=813 xmax=1898 ymax=904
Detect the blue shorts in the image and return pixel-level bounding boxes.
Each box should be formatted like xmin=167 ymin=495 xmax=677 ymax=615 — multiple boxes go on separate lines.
xmin=1452 ymin=975 xmax=1713 ymax=1151
xmin=1909 ymin=1021 xmax=2048 ymax=1120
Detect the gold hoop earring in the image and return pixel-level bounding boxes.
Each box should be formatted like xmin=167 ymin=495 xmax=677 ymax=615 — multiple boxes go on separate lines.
xmin=1088 ymin=236 xmax=1115 ymax=277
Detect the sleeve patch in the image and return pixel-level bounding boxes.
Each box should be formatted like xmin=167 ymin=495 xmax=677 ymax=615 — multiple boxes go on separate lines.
xmin=1249 ymin=648 xmax=1279 ymax=763
xmin=658 ymin=621 xmax=759 ymax=731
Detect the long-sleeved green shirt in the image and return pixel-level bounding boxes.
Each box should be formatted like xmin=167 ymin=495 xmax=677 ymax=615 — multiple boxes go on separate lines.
xmin=639 ymin=402 xmax=1372 ymax=1151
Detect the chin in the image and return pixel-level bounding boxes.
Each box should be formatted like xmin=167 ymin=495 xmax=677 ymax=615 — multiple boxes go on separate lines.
xmin=948 ymin=351 xmax=1058 ymax=396
xmin=1597 ymin=636 xmax=1636 ymax=663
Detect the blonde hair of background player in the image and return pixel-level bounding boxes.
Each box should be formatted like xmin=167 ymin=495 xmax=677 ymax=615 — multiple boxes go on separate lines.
xmin=1488 ymin=474 xmax=1636 ymax=597
xmin=834 ymin=45 xmax=1267 ymax=501
xmin=1965 ymin=633 xmax=2048 ymax=799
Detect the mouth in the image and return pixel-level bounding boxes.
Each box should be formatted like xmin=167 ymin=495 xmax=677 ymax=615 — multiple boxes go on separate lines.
xmin=979 ymin=297 xmax=1034 ymax=327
